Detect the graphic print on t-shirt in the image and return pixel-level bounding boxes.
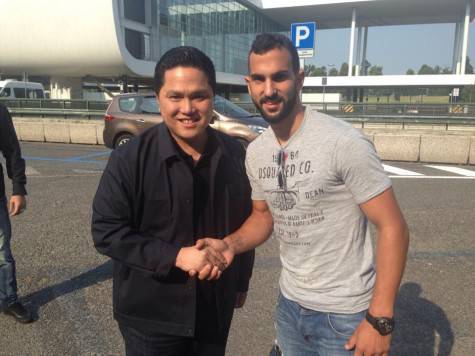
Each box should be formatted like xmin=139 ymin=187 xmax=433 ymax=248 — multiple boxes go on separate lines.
xmin=257 ymin=148 xmax=327 ymax=247
xmin=259 ymin=148 xmax=322 ymax=208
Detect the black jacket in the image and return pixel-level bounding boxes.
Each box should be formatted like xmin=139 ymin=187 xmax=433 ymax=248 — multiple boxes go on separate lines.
xmin=0 ymin=104 xmax=26 ymax=198
xmin=92 ymin=123 xmax=254 ymax=337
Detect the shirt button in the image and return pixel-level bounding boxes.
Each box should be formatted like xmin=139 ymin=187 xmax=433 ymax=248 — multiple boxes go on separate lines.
xmin=186 ymin=199 xmax=191 ymax=204
xmin=187 ymin=328 xmax=193 ymax=336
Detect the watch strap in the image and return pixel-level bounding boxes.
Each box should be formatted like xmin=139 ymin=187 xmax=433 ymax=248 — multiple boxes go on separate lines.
xmin=365 ymin=311 xmax=395 ymax=335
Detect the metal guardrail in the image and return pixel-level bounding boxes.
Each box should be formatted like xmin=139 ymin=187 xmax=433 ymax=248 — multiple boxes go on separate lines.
xmin=236 ymin=102 xmax=475 ymax=125
xmin=0 ymin=98 xmax=108 ymax=119
xmin=2 ymin=98 xmax=475 ymax=124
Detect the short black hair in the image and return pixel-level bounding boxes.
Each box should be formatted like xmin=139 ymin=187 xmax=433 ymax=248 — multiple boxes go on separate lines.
xmin=154 ymin=46 xmax=216 ymax=94
xmin=249 ymin=33 xmax=300 ymax=74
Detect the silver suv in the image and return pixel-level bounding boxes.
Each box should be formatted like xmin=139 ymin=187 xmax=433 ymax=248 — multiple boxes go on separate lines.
xmin=103 ymin=93 xmax=267 ymax=148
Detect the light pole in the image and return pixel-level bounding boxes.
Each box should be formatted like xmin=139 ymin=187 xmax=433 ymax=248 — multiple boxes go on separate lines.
xmin=323 ymin=64 xmax=336 ymax=108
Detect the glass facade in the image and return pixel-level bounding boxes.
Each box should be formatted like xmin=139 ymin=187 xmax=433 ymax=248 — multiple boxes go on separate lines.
xmin=121 ymin=0 xmax=285 ymax=75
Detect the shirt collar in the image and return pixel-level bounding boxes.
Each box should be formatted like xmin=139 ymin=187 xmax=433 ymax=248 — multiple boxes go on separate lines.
xmin=157 ymin=123 xmax=231 ymax=162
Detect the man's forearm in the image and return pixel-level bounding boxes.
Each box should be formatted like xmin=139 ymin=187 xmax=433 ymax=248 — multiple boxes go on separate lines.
xmin=224 ymin=208 xmax=273 ymax=255
xmin=369 ymin=222 xmax=409 ymax=316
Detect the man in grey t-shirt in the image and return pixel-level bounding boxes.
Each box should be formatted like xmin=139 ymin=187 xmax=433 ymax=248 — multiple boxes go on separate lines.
xmin=198 ymin=34 xmax=409 ymax=356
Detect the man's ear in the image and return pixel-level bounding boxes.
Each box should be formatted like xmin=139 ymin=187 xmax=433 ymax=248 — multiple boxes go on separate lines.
xmin=296 ymin=69 xmax=305 ymax=91
xmin=244 ymin=76 xmax=252 ymax=95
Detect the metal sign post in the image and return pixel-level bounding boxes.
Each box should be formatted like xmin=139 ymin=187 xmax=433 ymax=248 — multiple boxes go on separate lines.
xmin=291 ymin=22 xmax=317 ymax=100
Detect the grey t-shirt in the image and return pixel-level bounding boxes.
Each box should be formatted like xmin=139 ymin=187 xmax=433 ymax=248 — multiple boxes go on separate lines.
xmin=245 ymin=108 xmax=392 ymax=313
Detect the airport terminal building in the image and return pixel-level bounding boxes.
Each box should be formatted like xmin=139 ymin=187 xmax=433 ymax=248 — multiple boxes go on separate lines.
xmin=0 ymin=0 xmax=474 ymax=99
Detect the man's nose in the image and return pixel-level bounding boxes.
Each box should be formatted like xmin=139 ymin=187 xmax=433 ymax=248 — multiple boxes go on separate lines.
xmin=180 ymin=99 xmax=194 ymax=114
xmin=264 ymin=80 xmax=276 ymax=97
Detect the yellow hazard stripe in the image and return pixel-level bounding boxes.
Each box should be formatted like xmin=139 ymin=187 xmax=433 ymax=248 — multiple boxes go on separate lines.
xmin=342 ymin=105 xmax=354 ymax=113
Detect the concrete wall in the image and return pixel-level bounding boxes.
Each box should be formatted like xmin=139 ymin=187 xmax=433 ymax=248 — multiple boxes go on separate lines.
xmin=13 ymin=117 xmax=104 ymax=145
xmin=420 ymin=135 xmax=471 ymax=164
xmin=11 ymin=117 xmax=475 ymax=165
xmin=373 ymin=134 xmax=420 ymax=162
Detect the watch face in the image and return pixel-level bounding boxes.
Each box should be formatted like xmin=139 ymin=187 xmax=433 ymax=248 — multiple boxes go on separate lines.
xmin=376 ymin=318 xmax=394 ymax=335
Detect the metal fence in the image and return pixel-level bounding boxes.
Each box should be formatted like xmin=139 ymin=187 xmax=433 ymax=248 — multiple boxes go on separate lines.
xmin=235 ymin=102 xmax=475 ymax=125
xmin=0 ymin=98 xmax=109 ymax=119
xmin=2 ymin=98 xmax=475 ymax=124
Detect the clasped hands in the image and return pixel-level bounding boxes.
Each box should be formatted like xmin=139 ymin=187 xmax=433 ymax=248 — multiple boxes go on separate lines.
xmin=175 ymin=238 xmax=234 ymax=280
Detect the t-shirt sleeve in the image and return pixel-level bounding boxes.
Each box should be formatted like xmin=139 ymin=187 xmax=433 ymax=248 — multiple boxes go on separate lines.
xmin=245 ymin=148 xmax=266 ymax=201
xmin=334 ymin=129 xmax=392 ymax=205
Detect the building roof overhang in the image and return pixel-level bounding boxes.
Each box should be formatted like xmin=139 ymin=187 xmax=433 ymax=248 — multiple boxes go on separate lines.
xmin=241 ymin=0 xmax=474 ymax=29
xmin=303 ymin=74 xmax=475 ymax=87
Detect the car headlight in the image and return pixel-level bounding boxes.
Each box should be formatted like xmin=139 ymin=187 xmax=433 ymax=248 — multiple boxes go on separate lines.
xmin=248 ymin=125 xmax=266 ymax=134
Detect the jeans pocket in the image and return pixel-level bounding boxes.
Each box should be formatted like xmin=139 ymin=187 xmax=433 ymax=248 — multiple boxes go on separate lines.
xmin=327 ymin=311 xmax=365 ymax=337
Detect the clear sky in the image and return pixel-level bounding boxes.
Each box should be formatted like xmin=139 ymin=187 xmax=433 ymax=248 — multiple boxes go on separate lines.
xmin=307 ymin=22 xmax=475 ymax=74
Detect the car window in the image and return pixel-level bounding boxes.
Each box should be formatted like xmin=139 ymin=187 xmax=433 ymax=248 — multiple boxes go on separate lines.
xmin=214 ymin=95 xmax=251 ymax=118
xmin=119 ymin=97 xmax=138 ymax=113
xmin=140 ymin=96 xmax=160 ymax=114
xmin=13 ymin=87 xmax=27 ymax=98
xmin=0 ymin=87 xmax=10 ymax=97
xmin=119 ymin=96 xmax=160 ymax=114
xmin=27 ymin=88 xmax=44 ymax=99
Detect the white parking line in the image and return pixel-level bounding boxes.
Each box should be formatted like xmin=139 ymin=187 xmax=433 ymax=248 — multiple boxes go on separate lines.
xmin=382 ymin=164 xmax=423 ymax=176
xmin=425 ymin=165 xmax=475 ymax=177
xmin=25 ymin=166 xmax=40 ymax=176
xmin=389 ymin=175 xmax=475 ymax=179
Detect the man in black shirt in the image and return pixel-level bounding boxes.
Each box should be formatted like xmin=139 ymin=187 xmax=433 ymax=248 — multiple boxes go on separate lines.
xmin=0 ymin=103 xmax=34 ymax=323
xmin=92 ymin=47 xmax=254 ymax=355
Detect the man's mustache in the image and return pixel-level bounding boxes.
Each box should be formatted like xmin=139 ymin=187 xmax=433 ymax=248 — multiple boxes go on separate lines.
xmin=260 ymin=94 xmax=283 ymax=104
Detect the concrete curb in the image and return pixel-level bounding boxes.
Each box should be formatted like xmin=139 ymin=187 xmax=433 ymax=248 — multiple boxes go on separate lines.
xmin=470 ymin=137 xmax=475 ymax=165
xmin=13 ymin=117 xmax=104 ymax=145
xmin=420 ymin=135 xmax=471 ymax=164
xmin=12 ymin=117 xmax=475 ymax=165
xmin=373 ymin=134 xmax=420 ymax=162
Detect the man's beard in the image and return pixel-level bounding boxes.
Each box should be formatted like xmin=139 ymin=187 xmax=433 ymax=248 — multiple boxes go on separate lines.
xmin=252 ymin=88 xmax=298 ymax=125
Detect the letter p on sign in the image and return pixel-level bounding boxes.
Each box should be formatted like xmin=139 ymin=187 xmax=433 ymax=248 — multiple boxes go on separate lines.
xmin=295 ymin=26 xmax=310 ymax=47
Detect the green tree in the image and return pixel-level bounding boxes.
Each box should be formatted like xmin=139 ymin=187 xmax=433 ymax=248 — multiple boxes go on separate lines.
xmin=406 ymin=68 xmax=415 ymax=75
xmin=304 ymin=65 xmax=328 ymax=76
xmin=368 ymin=65 xmax=383 ymax=75
xmin=328 ymin=68 xmax=339 ymax=76
xmin=442 ymin=67 xmax=452 ymax=74
xmin=465 ymin=56 xmax=474 ymax=74
xmin=362 ymin=59 xmax=371 ymax=75
xmin=304 ymin=64 xmax=316 ymax=76
xmin=339 ymin=62 xmax=348 ymax=76
xmin=418 ymin=64 xmax=434 ymax=75
xmin=461 ymin=85 xmax=475 ymax=102
xmin=314 ymin=66 xmax=328 ymax=76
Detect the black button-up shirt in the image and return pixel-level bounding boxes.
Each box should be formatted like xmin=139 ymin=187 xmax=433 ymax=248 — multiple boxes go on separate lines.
xmin=175 ymin=132 xmax=221 ymax=339
xmin=92 ymin=123 xmax=254 ymax=337
xmin=0 ymin=104 xmax=26 ymax=198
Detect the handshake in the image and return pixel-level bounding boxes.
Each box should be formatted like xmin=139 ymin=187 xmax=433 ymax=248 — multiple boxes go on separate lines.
xmin=175 ymin=238 xmax=235 ymax=281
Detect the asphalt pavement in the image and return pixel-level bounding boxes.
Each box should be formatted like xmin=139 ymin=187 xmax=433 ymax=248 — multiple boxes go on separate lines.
xmin=0 ymin=142 xmax=473 ymax=355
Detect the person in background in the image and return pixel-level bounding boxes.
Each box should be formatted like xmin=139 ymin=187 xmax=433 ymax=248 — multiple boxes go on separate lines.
xmin=0 ymin=103 xmax=34 ymax=324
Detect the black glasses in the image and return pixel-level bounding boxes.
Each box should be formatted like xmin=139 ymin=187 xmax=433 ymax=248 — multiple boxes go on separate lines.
xmin=277 ymin=149 xmax=287 ymax=190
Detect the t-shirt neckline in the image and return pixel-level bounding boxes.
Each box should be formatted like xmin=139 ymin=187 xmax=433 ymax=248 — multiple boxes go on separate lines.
xmin=270 ymin=106 xmax=310 ymax=150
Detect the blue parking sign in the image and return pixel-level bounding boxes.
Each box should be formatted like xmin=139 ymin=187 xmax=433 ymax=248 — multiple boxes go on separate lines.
xmin=291 ymin=22 xmax=316 ymax=58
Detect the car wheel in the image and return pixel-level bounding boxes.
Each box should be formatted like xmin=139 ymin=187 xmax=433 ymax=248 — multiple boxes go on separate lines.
xmin=115 ymin=133 xmax=133 ymax=148
xmin=236 ymin=138 xmax=249 ymax=149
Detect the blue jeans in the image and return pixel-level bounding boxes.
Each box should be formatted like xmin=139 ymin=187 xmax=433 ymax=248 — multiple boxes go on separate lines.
xmin=0 ymin=196 xmax=17 ymax=306
xmin=275 ymin=292 xmax=366 ymax=356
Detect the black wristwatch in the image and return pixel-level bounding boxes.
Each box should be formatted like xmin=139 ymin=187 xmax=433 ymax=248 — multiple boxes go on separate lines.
xmin=365 ymin=312 xmax=395 ymax=336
